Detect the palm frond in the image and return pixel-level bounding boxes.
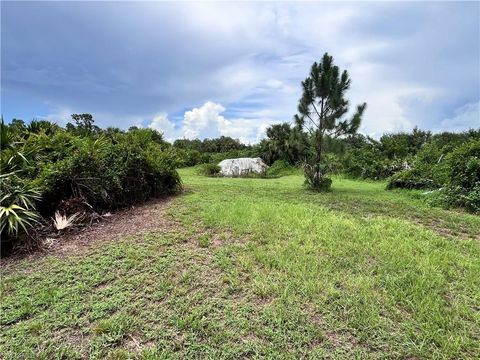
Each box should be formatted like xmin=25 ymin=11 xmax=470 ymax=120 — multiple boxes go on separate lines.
xmin=53 ymin=212 xmax=80 ymax=230
xmin=0 ymin=203 xmax=40 ymax=236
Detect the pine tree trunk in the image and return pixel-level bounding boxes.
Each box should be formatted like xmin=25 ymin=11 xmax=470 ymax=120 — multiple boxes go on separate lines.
xmin=315 ymin=130 xmax=323 ymax=183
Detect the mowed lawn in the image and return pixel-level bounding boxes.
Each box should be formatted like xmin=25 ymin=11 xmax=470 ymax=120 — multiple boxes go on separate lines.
xmin=1 ymin=168 xmax=479 ymax=359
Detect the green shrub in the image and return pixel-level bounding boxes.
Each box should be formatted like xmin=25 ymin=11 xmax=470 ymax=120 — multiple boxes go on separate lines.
xmin=0 ymin=175 xmax=41 ymax=241
xmin=322 ymin=153 xmax=344 ymax=175
xmin=342 ymin=147 xmax=389 ymax=180
xmin=172 ymin=148 xmax=211 ymax=167
xmin=303 ymin=163 xmax=332 ymax=192
xmin=386 ymin=169 xmax=435 ymax=190
xmin=305 ymin=176 xmax=332 ymax=192
xmin=31 ymin=133 xmax=181 ymax=214
xmin=386 ymin=138 xmax=480 ymax=213
xmin=444 ymin=139 xmax=480 ymax=213
xmin=198 ymin=163 xmax=221 ymax=177
xmin=265 ymin=160 xmax=300 ymax=177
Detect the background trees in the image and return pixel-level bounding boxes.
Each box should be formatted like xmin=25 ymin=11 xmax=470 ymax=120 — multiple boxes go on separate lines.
xmin=259 ymin=123 xmax=308 ymax=165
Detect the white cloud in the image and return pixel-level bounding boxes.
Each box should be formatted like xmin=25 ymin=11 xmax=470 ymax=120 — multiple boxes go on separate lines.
xmin=147 ymin=101 xmax=276 ymax=144
xmin=149 ymin=112 xmax=175 ymax=140
xmin=182 ymin=101 xmax=226 ymax=139
xmin=437 ymin=101 xmax=480 ymax=132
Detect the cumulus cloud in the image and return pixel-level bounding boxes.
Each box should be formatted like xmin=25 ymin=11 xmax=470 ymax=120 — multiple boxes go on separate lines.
xmin=147 ymin=101 xmax=274 ymax=144
xmin=182 ymin=101 xmax=226 ymax=139
xmin=149 ymin=112 xmax=176 ymax=140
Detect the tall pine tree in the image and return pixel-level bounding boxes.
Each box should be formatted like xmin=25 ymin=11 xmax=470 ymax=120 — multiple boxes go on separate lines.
xmin=296 ymin=53 xmax=367 ymax=191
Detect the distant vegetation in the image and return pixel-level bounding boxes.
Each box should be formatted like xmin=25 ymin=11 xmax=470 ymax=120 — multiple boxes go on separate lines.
xmin=171 ymin=136 xmax=258 ymax=167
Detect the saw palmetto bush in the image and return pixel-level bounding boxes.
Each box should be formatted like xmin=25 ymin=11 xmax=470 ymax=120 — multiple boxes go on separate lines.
xmin=0 ymin=175 xmax=41 ymax=240
xmin=1 ymin=118 xmax=42 ymax=241
xmin=29 ymin=128 xmax=181 ymax=215
xmin=1 ymin=117 xmax=181 ymax=248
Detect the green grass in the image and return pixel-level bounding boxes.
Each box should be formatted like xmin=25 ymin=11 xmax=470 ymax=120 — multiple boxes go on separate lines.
xmin=1 ymin=169 xmax=479 ymax=358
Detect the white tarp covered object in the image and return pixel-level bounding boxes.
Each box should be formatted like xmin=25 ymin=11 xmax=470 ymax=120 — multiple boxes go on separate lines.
xmin=218 ymin=158 xmax=269 ymax=177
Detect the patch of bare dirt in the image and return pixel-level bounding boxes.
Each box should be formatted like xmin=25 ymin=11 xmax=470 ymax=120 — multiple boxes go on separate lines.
xmin=58 ymin=197 xmax=176 ymax=253
xmin=1 ymin=196 xmax=176 ymax=266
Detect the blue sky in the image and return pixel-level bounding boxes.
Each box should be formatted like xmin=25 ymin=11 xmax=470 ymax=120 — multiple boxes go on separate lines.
xmin=1 ymin=1 xmax=479 ymax=143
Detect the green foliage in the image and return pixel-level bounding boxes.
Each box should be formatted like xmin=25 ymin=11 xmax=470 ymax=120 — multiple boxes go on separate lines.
xmin=172 ymin=136 xmax=260 ymax=167
xmin=0 ymin=177 xmax=41 ymax=239
xmin=69 ymin=113 xmax=100 ymax=136
xmin=386 ymin=169 xmax=435 ymax=190
xmin=342 ymin=146 xmax=389 ymax=180
xmin=208 ymin=148 xmax=260 ymax=164
xmin=303 ymin=163 xmax=332 ymax=191
xmin=197 ymin=163 xmax=221 ymax=177
xmin=173 ymin=136 xmax=247 ymax=153
xmin=1 ymin=118 xmax=181 ymax=245
xmin=172 ymin=148 xmax=211 ymax=168
xmin=379 ymin=127 xmax=431 ymax=159
xmin=265 ymin=160 xmax=300 ymax=177
xmin=26 ymin=120 xmax=60 ymax=136
xmin=259 ymin=123 xmax=308 ymax=165
xmin=29 ymin=131 xmax=180 ymax=214
xmin=1 ymin=119 xmax=43 ymax=240
xmin=444 ymin=139 xmax=480 ymax=213
xmin=320 ymin=153 xmax=342 ymax=175
xmin=384 ymin=133 xmax=480 ymax=213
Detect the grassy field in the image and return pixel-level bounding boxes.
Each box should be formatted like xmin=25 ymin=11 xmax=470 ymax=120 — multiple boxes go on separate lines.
xmin=1 ymin=168 xmax=479 ymax=359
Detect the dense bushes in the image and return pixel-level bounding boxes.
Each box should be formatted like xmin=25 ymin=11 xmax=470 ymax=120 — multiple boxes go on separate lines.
xmin=0 ymin=175 xmax=41 ymax=238
xmin=444 ymin=139 xmax=480 ymax=212
xmin=173 ymin=136 xmax=249 ymax=154
xmin=387 ymin=169 xmax=435 ymax=190
xmin=171 ymin=148 xmax=211 ymax=167
xmin=1 ymin=117 xmax=181 ymax=246
xmin=265 ymin=160 xmax=299 ymax=177
xmin=258 ymin=123 xmax=308 ymax=166
xmin=197 ymin=163 xmax=222 ymax=177
xmin=384 ymin=134 xmax=479 ymax=213
xmin=22 ymin=129 xmax=181 ymax=215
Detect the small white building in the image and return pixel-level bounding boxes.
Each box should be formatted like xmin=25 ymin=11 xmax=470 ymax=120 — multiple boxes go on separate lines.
xmin=218 ymin=158 xmax=268 ymax=177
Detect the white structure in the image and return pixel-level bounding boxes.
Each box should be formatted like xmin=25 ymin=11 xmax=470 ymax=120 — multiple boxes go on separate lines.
xmin=218 ymin=158 xmax=268 ymax=177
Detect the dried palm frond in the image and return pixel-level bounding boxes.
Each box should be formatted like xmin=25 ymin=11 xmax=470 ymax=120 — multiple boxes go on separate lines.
xmin=53 ymin=212 xmax=79 ymax=230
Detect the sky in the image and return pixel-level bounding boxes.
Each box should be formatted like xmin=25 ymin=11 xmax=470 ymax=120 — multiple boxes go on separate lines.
xmin=1 ymin=1 xmax=479 ymax=143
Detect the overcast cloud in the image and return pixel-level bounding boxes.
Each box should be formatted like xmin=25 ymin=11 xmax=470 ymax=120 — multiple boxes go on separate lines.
xmin=1 ymin=1 xmax=479 ymax=142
